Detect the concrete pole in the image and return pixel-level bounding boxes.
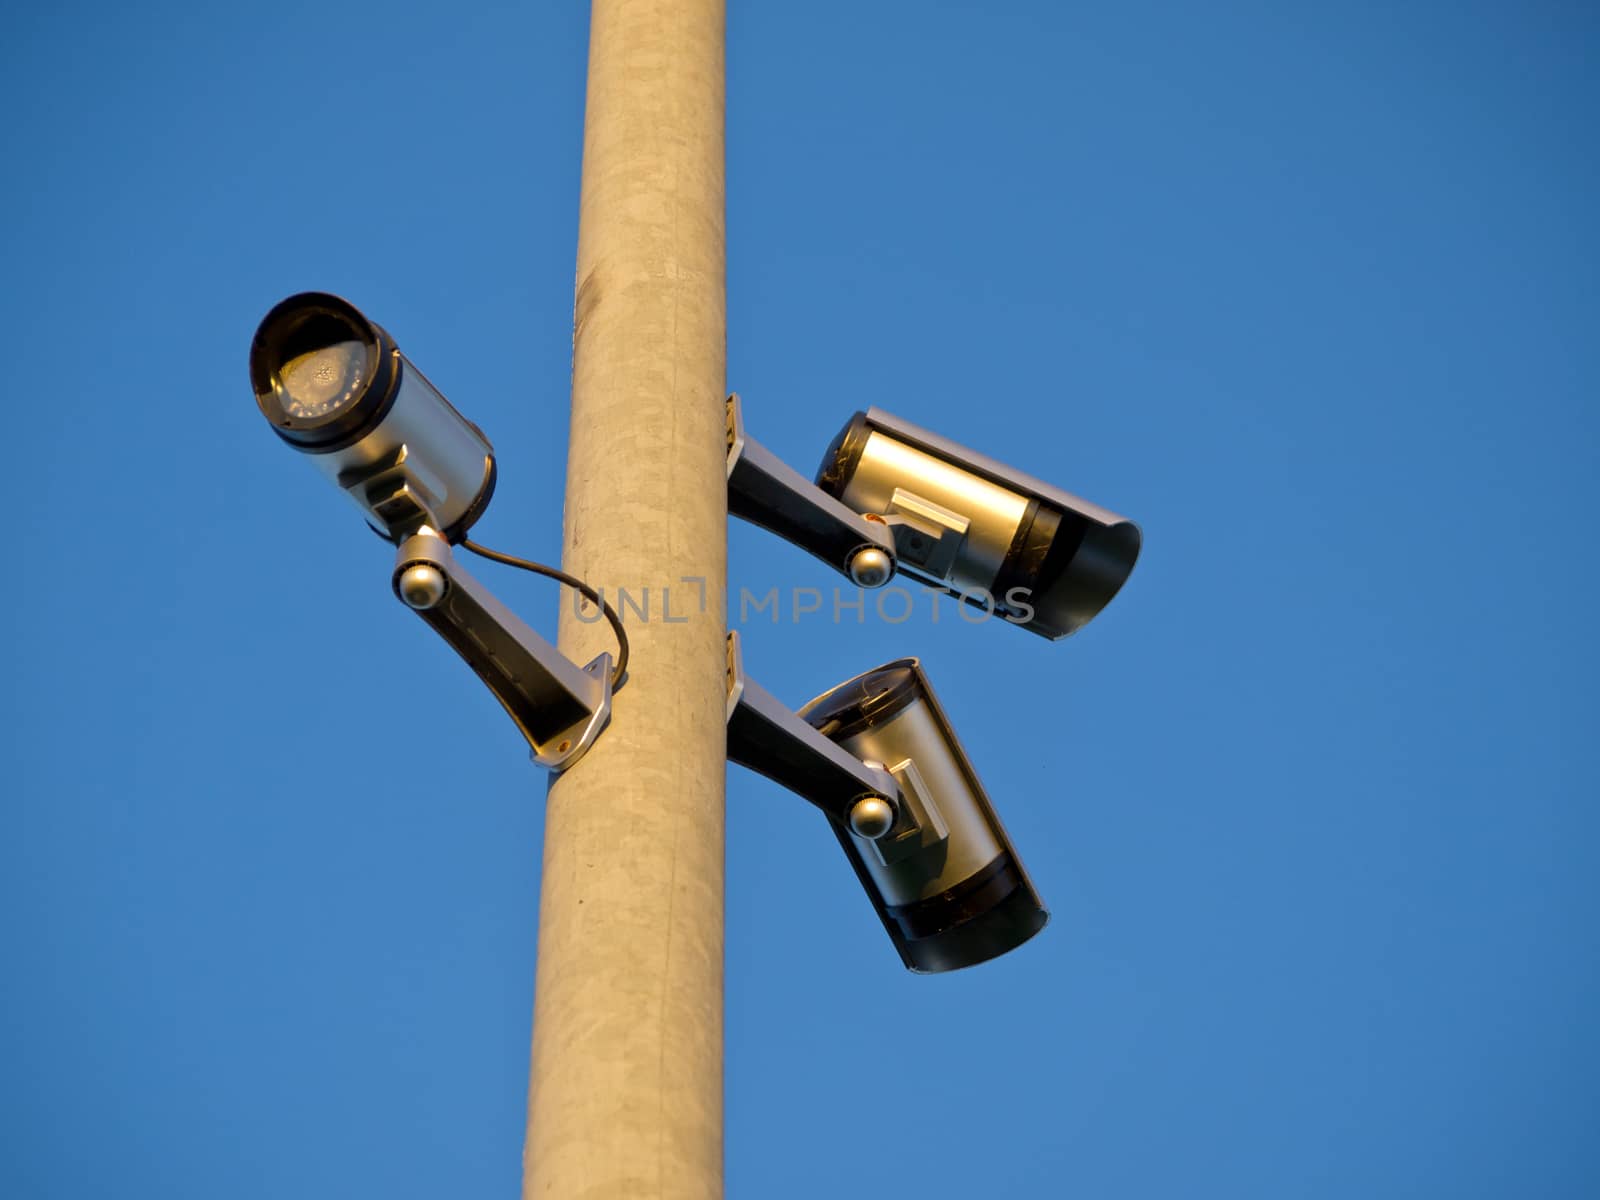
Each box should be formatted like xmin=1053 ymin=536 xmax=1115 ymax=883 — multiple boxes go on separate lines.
xmin=523 ymin=0 xmax=726 ymax=1197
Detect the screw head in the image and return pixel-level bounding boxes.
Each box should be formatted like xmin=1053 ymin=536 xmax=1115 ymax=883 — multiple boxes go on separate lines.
xmin=848 ymin=796 xmax=896 ymax=840
xmin=848 ymin=547 xmax=894 ymax=589
xmin=398 ymin=563 xmax=447 ymax=610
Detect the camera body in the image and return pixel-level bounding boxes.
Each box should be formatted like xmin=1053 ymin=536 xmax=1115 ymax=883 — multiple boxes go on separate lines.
xmin=816 ymin=408 xmax=1140 ymax=639
xmin=799 ymin=658 xmax=1048 ymax=973
xmin=250 ymin=292 xmax=496 ymax=543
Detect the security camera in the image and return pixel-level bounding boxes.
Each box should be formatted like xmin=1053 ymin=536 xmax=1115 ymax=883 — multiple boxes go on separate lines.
xmin=726 ymin=635 xmax=1047 ymax=973
xmin=249 ymin=292 xmax=618 ymax=770
xmin=798 ymin=656 xmax=1048 ymax=972
xmin=250 ymin=291 xmax=496 ymax=543
xmin=816 ymin=408 xmax=1141 ymax=639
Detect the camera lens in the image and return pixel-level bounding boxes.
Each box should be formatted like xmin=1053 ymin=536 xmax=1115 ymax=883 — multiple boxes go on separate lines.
xmin=275 ymin=319 xmax=368 ymax=420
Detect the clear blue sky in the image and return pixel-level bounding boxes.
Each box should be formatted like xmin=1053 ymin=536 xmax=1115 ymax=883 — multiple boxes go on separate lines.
xmin=3 ymin=2 xmax=1595 ymax=1197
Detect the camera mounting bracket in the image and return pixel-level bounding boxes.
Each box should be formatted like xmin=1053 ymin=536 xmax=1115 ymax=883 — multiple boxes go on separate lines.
xmin=725 ymin=393 xmax=898 ymax=588
xmin=724 ymin=631 xmax=908 ymax=840
xmin=390 ymin=526 xmax=613 ymax=771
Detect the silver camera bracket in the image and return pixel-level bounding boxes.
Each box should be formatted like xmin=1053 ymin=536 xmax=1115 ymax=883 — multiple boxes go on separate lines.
xmin=338 ymin=446 xmax=446 ymax=543
xmin=879 ymin=488 xmax=971 ymax=581
xmin=390 ymin=528 xmax=613 ymax=771
xmin=866 ymin=757 xmax=950 ymax=865
xmin=725 ymin=393 xmax=899 ymax=588
xmin=724 ymin=632 xmax=904 ymax=839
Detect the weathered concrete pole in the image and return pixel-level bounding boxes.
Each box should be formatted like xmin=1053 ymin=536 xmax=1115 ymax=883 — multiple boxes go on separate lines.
xmin=523 ymin=0 xmax=727 ymax=1196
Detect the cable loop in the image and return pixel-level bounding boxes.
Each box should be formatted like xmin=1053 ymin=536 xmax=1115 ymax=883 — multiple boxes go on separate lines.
xmin=460 ymin=538 xmax=630 ymax=690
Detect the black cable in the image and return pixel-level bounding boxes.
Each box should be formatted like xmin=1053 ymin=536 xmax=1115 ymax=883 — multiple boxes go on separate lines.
xmin=459 ymin=538 xmax=629 ymax=690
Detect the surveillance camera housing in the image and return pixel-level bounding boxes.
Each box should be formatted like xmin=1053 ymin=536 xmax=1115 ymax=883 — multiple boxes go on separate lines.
xmin=250 ymin=292 xmax=496 ymax=543
xmin=798 ymin=657 xmax=1048 ymax=973
xmin=816 ymin=408 xmax=1140 ymax=640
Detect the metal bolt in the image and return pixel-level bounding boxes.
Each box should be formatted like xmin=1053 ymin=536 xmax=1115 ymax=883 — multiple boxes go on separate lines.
xmin=397 ymin=563 xmax=447 ymax=610
xmin=848 ymin=547 xmax=894 ymax=589
xmin=848 ymin=796 xmax=896 ymax=840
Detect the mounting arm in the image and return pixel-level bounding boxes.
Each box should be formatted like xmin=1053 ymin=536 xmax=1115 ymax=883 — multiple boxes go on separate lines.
xmin=724 ymin=632 xmax=899 ymax=839
xmin=391 ymin=527 xmax=613 ymax=770
xmin=726 ymin=393 xmax=898 ymax=588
